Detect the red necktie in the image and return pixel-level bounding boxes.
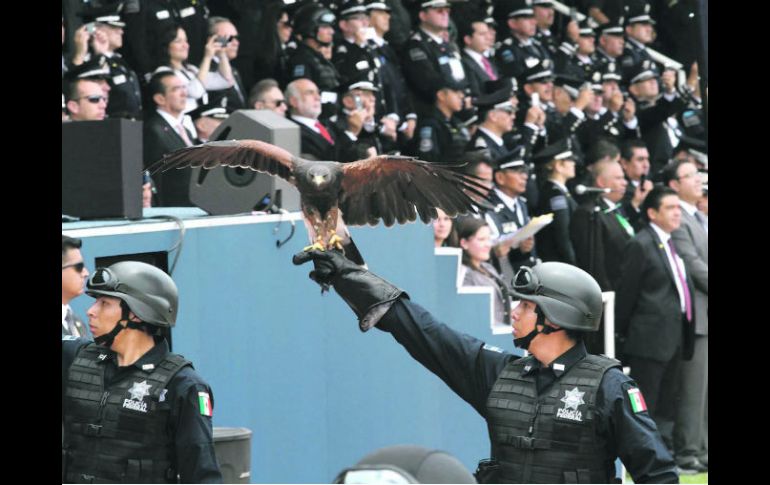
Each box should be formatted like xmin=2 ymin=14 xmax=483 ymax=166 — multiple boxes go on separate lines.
xmin=481 ymin=56 xmax=497 ymax=81
xmin=667 ymin=238 xmax=693 ymax=322
xmin=315 ymin=121 xmax=335 ymax=145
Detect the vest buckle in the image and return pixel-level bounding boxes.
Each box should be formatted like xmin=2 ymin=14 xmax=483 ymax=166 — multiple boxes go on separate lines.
xmin=511 ymin=436 xmax=535 ymax=449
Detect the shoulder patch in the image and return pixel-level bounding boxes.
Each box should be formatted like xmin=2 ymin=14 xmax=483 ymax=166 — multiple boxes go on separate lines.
xmin=198 ymin=391 xmax=213 ymax=416
xmin=621 ymin=57 xmax=634 ymax=67
xmin=292 ymin=64 xmax=306 ymax=77
xmin=356 ymin=60 xmax=369 ymax=70
xmin=501 ymin=49 xmax=515 ymax=63
xmin=550 ymin=195 xmax=568 ymax=211
xmin=409 ymin=48 xmax=428 ymax=61
xmin=419 ymin=126 xmax=433 ymax=152
xmin=336 ymin=45 xmax=348 ymax=54
xmin=626 ymin=387 xmax=648 ymax=413
xmin=474 ymin=137 xmax=488 ymax=148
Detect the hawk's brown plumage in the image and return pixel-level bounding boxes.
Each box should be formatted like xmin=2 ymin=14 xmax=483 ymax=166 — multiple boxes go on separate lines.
xmin=148 ymin=139 xmax=489 ymax=250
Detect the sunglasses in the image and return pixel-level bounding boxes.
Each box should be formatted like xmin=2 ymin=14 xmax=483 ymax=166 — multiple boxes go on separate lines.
xmin=62 ymin=261 xmax=86 ymax=273
xmin=76 ymin=94 xmax=107 ymax=104
xmin=88 ymin=267 xmax=120 ymax=291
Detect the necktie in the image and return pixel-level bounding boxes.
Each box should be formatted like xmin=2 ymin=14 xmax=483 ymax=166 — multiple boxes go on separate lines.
xmin=315 ymin=121 xmax=335 ymax=145
xmin=481 ymin=56 xmax=497 ymax=81
xmin=694 ymin=211 xmax=708 ymax=233
xmin=176 ymin=123 xmax=193 ymax=147
xmin=65 ymin=308 xmax=80 ymax=337
xmin=614 ymin=212 xmax=635 ymax=237
xmin=667 ymin=239 xmax=692 ymax=322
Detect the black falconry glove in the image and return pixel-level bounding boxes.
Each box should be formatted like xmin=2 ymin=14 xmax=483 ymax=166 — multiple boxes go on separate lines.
xmin=293 ymin=250 xmax=408 ymax=332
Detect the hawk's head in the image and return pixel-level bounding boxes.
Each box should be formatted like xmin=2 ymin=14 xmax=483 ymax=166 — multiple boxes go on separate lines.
xmin=307 ymin=164 xmax=334 ymax=189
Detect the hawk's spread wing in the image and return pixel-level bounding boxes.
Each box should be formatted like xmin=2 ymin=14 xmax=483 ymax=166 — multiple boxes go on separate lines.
xmin=146 ymin=140 xmax=297 ymax=182
xmin=339 ymin=155 xmax=490 ymax=226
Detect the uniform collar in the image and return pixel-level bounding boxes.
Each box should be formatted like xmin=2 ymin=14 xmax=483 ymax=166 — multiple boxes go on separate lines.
xmin=420 ymin=27 xmax=445 ymax=45
xmin=522 ymin=341 xmax=587 ymax=377
xmin=124 ymin=339 xmax=170 ymax=372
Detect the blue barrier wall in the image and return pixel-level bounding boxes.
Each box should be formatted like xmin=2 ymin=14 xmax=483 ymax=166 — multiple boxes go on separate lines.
xmin=64 ymin=213 xmax=521 ymax=483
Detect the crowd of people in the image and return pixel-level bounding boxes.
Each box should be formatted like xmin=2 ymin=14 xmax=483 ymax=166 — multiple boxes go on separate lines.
xmin=63 ymin=0 xmax=707 ymax=480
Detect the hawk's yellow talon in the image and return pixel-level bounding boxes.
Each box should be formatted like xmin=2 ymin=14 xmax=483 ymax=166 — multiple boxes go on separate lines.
xmin=303 ymin=242 xmax=326 ymax=252
xmin=328 ymin=234 xmax=344 ymax=250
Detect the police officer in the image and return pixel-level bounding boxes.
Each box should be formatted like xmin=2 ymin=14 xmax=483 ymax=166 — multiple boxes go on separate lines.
xmin=532 ymin=0 xmax=559 ymax=57
xmin=333 ymin=1 xmax=384 ymax=111
xmin=286 ymin=2 xmax=343 ymax=121
xmin=88 ymin=13 xmax=143 ymax=119
xmin=618 ymin=1 xmax=659 ymax=86
xmin=593 ymin=17 xmax=625 ymax=73
xmin=401 ymin=0 xmax=470 ymax=117
xmin=533 ymin=137 xmax=579 ymax=264
xmin=469 ymin=88 xmax=519 ymax=161
xmin=62 ymin=261 xmax=222 ymax=483
xmin=484 ymin=148 xmax=538 ymax=282
xmin=407 ymin=78 xmax=470 ymax=163
xmin=495 ymin=0 xmax=552 ymax=82
xmin=292 ymin=252 xmax=679 ymax=484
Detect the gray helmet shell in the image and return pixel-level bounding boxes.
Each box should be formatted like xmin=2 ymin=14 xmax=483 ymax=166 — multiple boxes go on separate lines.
xmin=347 ymin=445 xmax=476 ymax=484
xmin=510 ymin=262 xmax=603 ymax=331
xmin=86 ymin=261 xmax=178 ymax=327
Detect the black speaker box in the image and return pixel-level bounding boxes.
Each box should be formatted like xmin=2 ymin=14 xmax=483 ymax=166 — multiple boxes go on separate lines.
xmin=62 ymin=119 xmax=143 ymax=219
xmin=189 ymin=110 xmax=302 ymax=215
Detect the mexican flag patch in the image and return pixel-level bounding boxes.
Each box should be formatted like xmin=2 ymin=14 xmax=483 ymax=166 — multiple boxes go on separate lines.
xmin=627 ymin=387 xmax=648 ymax=413
xmin=198 ymin=391 xmax=212 ymax=417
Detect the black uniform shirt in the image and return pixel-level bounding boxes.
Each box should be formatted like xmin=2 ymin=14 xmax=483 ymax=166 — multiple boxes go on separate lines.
xmin=376 ymin=298 xmax=679 ymax=484
xmin=62 ymin=336 xmax=223 ymax=484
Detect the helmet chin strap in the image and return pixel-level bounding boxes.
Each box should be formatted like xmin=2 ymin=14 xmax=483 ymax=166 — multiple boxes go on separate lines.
xmin=93 ymin=304 xmax=146 ymax=347
xmin=513 ymin=307 xmax=563 ymax=350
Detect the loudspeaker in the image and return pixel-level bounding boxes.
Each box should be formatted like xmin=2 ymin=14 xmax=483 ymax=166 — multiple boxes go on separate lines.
xmin=213 ymin=427 xmax=252 ymax=484
xmin=189 ymin=110 xmax=302 ymax=215
xmin=62 ymin=119 xmax=143 ymax=219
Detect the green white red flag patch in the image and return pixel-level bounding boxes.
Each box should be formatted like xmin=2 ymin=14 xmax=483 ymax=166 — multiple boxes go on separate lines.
xmin=627 ymin=387 xmax=648 ymax=413
xmin=198 ymin=391 xmax=212 ymax=417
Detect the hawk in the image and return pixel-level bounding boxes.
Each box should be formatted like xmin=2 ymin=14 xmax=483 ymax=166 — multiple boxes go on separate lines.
xmin=147 ymin=140 xmax=489 ymax=260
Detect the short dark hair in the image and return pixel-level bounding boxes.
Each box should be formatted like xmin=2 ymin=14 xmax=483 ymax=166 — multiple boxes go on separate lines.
xmin=62 ymin=235 xmax=82 ymax=263
xmin=661 ymin=159 xmax=695 ymax=187
xmin=641 ymin=185 xmax=677 ymax=221
xmin=620 ymin=138 xmax=647 ymax=161
xmin=248 ymin=78 xmax=280 ymax=107
xmin=148 ymin=71 xmax=178 ymax=101
xmin=457 ymin=17 xmax=486 ymax=44
xmin=587 ymin=138 xmax=620 ymax=165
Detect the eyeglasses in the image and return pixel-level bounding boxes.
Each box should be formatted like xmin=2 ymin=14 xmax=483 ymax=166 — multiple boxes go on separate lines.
xmin=224 ymin=35 xmax=239 ymax=42
xmin=75 ymin=95 xmax=107 ymax=104
xmin=88 ymin=267 xmax=120 ymax=291
xmin=62 ymin=261 xmax=86 ymax=273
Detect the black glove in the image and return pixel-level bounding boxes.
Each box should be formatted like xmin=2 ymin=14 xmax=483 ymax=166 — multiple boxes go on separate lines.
xmin=293 ymin=250 xmax=407 ymax=331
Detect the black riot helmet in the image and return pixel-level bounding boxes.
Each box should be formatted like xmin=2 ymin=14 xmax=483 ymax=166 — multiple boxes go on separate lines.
xmin=333 ymin=445 xmax=476 ymax=484
xmin=86 ymin=261 xmax=178 ymax=328
xmin=292 ymin=3 xmax=336 ymax=44
xmin=510 ymin=262 xmax=603 ymax=332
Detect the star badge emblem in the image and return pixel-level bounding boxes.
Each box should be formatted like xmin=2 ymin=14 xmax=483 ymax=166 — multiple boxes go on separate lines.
xmin=560 ymin=387 xmax=586 ymax=411
xmin=128 ymin=380 xmax=152 ymax=401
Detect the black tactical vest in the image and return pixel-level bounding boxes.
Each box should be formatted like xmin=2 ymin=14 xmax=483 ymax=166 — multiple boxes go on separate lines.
xmin=486 ymin=354 xmax=621 ymax=483
xmin=63 ymin=344 xmax=192 ymax=483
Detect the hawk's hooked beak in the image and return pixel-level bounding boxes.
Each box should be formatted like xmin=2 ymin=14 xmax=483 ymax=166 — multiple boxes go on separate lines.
xmin=312 ymin=175 xmax=326 ymax=186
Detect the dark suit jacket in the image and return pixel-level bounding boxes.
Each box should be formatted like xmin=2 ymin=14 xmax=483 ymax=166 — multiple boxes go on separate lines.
xmin=616 ymin=225 xmax=696 ymax=362
xmin=291 ymin=117 xmax=337 ymax=161
xmin=570 ymin=196 xmax=634 ymax=291
xmin=534 ymin=181 xmax=577 ymax=265
xmin=461 ymin=51 xmax=498 ymax=98
xmin=62 ymin=309 xmax=91 ymax=339
xmin=143 ymin=111 xmax=194 ymax=207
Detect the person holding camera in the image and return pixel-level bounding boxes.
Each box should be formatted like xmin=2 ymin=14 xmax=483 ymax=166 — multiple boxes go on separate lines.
xmin=204 ymin=17 xmax=247 ymax=110
xmin=292 ymin=250 xmax=678 ymax=483
xmin=62 ymin=261 xmax=222 ymax=483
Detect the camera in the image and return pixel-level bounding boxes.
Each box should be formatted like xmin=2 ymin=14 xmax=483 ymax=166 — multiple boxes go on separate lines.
xmin=85 ymin=23 xmax=97 ymax=34
xmin=353 ymin=94 xmax=363 ymax=111
xmin=215 ymin=35 xmax=230 ymax=46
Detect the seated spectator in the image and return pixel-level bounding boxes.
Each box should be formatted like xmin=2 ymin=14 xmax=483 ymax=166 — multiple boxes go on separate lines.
xmin=286 ymin=78 xmax=339 ymax=160
xmin=333 ymin=80 xmax=391 ymax=162
xmin=432 ymin=208 xmax=458 ymax=248
xmin=248 ymin=79 xmax=288 ymax=116
xmin=619 ymin=138 xmax=654 ymax=231
xmin=65 ymin=79 xmax=107 ymax=121
xmin=143 ymin=71 xmax=198 ymax=206
xmin=456 ymin=216 xmax=510 ymax=326
xmin=469 ymin=90 xmax=517 ymax=161
xmin=205 ymin=17 xmax=247 ymax=110
xmin=63 ymin=55 xmax=113 ymax=102
xmin=251 ymin=0 xmax=295 ymax=89
xmin=458 ymin=14 xmax=499 ymax=99
xmin=151 ymin=26 xmax=216 ymax=114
